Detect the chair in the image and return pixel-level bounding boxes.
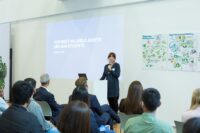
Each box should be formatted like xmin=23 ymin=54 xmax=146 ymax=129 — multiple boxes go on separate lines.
xmin=118 ymin=112 xmax=139 ymax=133
xmin=174 ymin=121 xmax=183 ymax=133
xmin=36 ymin=101 xmax=52 ymax=120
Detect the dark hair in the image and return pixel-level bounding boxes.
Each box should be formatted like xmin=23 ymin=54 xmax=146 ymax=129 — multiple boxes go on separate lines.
xmin=41 ymin=82 xmax=49 ymax=86
xmin=124 ymin=81 xmax=143 ymax=114
xmin=142 ymin=88 xmax=161 ymax=111
xmin=24 ymin=78 xmax=36 ymax=88
xmin=108 ymin=52 xmax=116 ymax=59
xmin=183 ymin=117 xmax=200 ymax=133
xmin=71 ymin=87 xmax=89 ymax=105
xmin=12 ymin=81 xmax=34 ymax=105
xmin=57 ymin=101 xmax=90 ymax=133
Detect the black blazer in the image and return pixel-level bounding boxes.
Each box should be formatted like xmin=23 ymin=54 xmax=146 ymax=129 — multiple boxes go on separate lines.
xmin=89 ymin=94 xmax=103 ymax=115
xmin=33 ymin=87 xmax=62 ymax=117
xmin=100 ymin=62 xmax=120 ymax=98
xmin=0 ymin=104 xmax=44 ymax=133
xmin=69 ymin=94 xmax=103 ymax=115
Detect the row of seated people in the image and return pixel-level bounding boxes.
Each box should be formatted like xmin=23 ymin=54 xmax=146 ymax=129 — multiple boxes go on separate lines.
xmin=0 ymin=74 xmax=200 ymax=133
xmin=0 ymin=74 xmax=119 ymax=133
xmin=119 ymin=80 xmax=200 ymax=133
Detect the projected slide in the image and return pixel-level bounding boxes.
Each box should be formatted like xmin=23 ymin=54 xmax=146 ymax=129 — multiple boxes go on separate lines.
xmin=46 ymin=16 xmax=123 ymax=80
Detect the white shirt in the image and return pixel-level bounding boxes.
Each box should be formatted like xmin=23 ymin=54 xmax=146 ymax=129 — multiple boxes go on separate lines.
xmin=182 ymin=106 xmax=200 ymax=122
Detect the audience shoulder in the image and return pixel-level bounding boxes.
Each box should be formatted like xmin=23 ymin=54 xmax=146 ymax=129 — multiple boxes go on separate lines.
xmin=126 ymin=115 xmax=140 ymax=126
xmin=157 ymin=119 xmax=174 ymax=132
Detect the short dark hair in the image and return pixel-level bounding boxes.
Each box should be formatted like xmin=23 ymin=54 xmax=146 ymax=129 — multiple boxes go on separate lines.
xmin=12 ymin=81 xmax=34 ymax=105
xmin=71 ymin=87 xmax=89 ymax=105
xmin=142 ymin=88 xmax=161 ymax=111
xmin=57 ymin=101 xmax=90 ymax=133
xmin=108 ymin=52 xmax=116 ymax=59
xmin=24 ymin=78 xmax=36 ymax=88
xmin=183 ymin=117 xmax=200 ymax=133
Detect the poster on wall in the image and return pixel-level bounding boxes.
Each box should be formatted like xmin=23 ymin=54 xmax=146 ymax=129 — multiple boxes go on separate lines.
xmin=142 ymin=33 xmax=200 ymax=72
xmin=142 ymin=35 xmax=168 ymax=70
xmin=0 ymin=23 xmax=10 ymax=100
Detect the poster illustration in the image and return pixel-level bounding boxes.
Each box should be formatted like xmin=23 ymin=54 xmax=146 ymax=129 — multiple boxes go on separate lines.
xmin=142 ymin=33 xmax=200 ymax=72
xmin=142 ymin=35 xmax=168 ymax=69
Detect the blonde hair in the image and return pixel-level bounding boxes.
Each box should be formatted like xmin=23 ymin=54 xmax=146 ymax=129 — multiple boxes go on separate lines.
xmin=75 ymin=77 xmax=87 ymax=88
xmin=190 ymin=88 xmax=200 ymax=110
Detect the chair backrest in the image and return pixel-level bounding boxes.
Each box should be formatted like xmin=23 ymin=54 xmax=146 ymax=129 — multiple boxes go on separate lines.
xmin=36 ymin=101 xmax=52 ymax=117
xmin=118 ymin=112 xmax=139 ymax=130
xmin=174 ymin=121 xmax=183 ymax=133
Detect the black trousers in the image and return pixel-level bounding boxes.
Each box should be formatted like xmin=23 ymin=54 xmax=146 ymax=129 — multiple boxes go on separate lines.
xmin=108 ymin=96 xmax=119 ymax=113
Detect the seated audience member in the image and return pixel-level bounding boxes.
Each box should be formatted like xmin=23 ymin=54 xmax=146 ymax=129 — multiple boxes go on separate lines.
xmin=0 ymin=81 xmax=44 ymax=133
xmin=182 ymin=88 xmax=200 ymax=122
xmin=57 ymin=101 xmax=90 ymax=133
xmin=34 ymin=73 xmax=63 ymax=124
xmin=70 ymin=77 xmax=120 ymax=126
xmin=0 ymin=89 xmax=8 ymax=114
xmin=24 ymin=78 xmax=59 ymax=133
xmin=70 ymin=87 xmax=100 ymax=133
xmin=183 ymin=117 xmax=200 ymax=133
xmin=119 ymin=81 xmax=143 ymax=114
xmin=124 ymin=88 xmax=174 ymax=133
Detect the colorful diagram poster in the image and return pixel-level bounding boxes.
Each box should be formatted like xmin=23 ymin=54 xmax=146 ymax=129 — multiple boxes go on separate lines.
xmin=142 ymin=35 xmax=168 ymax=70
xmin=142 ymin=33 xmax=200 ymax=72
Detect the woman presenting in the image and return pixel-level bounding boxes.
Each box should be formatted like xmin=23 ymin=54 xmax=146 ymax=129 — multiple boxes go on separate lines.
xmin=100 ymin=52 xmax=120 ymax=113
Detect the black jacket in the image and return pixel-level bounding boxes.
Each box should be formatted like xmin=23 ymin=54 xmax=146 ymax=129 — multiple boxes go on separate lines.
xmin=33 ymin=87 xmax=62 ymax=118
xmin=100 ymin=63 xmax=120 ymax=98
xmin=0 ymin=104 xmax=44 ymax=133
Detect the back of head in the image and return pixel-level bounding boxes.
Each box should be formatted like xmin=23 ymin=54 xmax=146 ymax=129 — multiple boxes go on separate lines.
xmin=24 ymin=78 xmax=36 ymax=88
xmin=71 ymin=87 xmax=89 ymax=105
xmin=57 ymin=101 xmax=90 ymax=133
xmin=142 ymin=88 xmax=161 ymax=112
xmin=183 ymin=117 xmax=200 ymax=133
xmin=40 ymin=73 xmax=50 ymax=85
xmin=190 ymin=88 xmax=200 ymax=110
xmin=75 ymin=77 xmax=87 ymax=88
xmin=125 ymin=81 xmax=143 ymax=114
xmin=12 ymin=81 xmax=34 ymax=105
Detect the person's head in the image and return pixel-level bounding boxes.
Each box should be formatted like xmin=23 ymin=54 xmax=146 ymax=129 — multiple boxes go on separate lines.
xmin=75 ymin=77 xmax=88 ymax=89
xmin=57 ymin=101 xmax=90 ymax=133
xmin=183 ymin=117 xmax=200 ymax=133
xmin=11 ymin=81 xmax=34 ymax=106
xmin=190 ymin=88 xmax=200 ymax=110
xmin=24 ymin=78 xmax=37 ymax=95
xmin=124 ymin=81 xmax=143 ymax=114
xmin=40 ymin=73 xmax=50 ymax=87
xmin=142 ymin=88 xmax=161 ymax=112
xmin=71 ymin=87 xmax=89 ymax=105
xmin=108 ymin=52 xmax=116 ymax=64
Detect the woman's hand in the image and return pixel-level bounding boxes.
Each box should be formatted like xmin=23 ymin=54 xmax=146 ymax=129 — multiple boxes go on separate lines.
xmin=108 ymin=65 xmax=112 ymax=71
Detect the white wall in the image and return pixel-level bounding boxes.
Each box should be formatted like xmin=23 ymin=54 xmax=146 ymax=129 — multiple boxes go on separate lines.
xmin=0 ymin=0 xmax=164 ymax=23
xmin=2 ymin=0 xmax=200 ymax=125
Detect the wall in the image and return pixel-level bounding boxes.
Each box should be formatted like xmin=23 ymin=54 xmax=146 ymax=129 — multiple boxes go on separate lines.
xmin=0 ymin=0 xmax=164 ymax=23
xmin=2 ymin=0 xmax=200 ymax=125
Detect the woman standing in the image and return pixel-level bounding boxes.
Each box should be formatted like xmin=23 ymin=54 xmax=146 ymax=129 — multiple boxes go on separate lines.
xmin=100 ymin=52 xmax=120 ymax=113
